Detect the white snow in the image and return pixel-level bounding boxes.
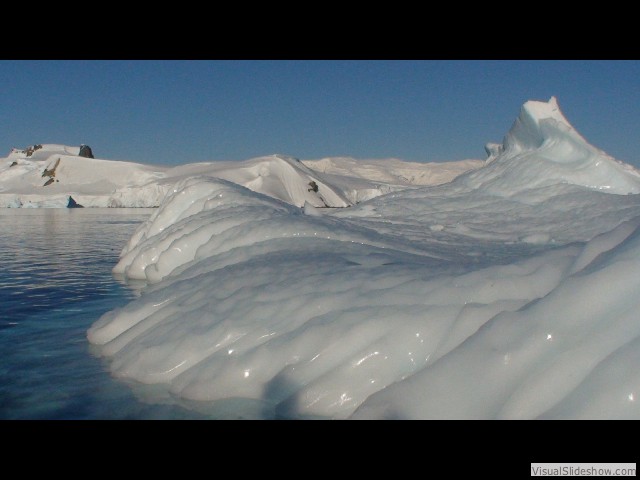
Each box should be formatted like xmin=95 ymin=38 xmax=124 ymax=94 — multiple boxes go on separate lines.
xmin=456 ymin=97 xmax=640 ymax=196
xmin=86 ymin=97 xmax=640 ymax=419
xmin=301 ymin=156 xmax=485 ymax=203
xmin=163 ymin=155 xmax=351 ymax=208
xmin=0 ymin=145 xmax=169 ymax=208
xmin=1 ymin=147 xmax=478 ymax=208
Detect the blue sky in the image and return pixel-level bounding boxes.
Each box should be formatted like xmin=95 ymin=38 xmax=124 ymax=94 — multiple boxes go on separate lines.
xmin=2 ymin=60 xmax=640 ymax=167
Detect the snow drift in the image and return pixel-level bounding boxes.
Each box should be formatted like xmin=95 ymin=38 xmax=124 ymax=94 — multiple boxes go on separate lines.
xmin=88 ymin=97 xmax=640 ymax=419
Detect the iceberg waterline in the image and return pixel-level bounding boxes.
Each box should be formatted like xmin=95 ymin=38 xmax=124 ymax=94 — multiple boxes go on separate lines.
xmin=83 ymin=97 xmax=640 ymax=418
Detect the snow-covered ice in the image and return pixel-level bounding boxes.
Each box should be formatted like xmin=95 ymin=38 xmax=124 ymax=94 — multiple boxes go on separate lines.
xmin=87 ymin=97 xmax=640 ymax=419
xmin=0 ymin=144 xmax=168 ymax=208
xmin=1 ymin=145 xmax=477 ymax=208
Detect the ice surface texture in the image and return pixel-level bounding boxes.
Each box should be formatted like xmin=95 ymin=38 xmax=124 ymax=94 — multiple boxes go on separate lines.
xmin=88 ymin=98 xmax=640 ymax=418
xmin=459 ymin=97 xmax=640 ymax=195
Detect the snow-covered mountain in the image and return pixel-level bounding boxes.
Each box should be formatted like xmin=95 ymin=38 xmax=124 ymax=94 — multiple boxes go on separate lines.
xmin=303 ymin=156 xmax=484 ymax=186
xmin=0 ymin=144 xmax=168 ymax=208
xmin=0 ymin=145 xmax=481 ymax=208
xmin=88 ymin=97 xmax=640 ymax=419
xmin=301 ymin=156 xmax=485 ymax=203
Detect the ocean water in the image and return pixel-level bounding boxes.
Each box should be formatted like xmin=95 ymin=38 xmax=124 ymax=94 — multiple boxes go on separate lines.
xmin=0 ymin=208 xmax=207 ymax=419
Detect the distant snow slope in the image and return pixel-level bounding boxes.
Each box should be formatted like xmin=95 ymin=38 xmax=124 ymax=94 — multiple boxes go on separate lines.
xmin=0 ymin=144 xmax=168 ymax=208
xmin=1 ymin=145 xmax=477 ymax=208
xmin=301 ymin=157 xmax=485 ymax=203
xmin=303 ymin=156 xmax=484 ymax=186
xmin=88 ymin=97 xmax=640 ymax=419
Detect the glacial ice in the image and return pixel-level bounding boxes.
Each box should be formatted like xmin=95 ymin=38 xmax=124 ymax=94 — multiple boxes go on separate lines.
xmin=1 ymin=146 xmax=476 ymax=208
xmin=88 ymin=98 xmax=640 ymax=419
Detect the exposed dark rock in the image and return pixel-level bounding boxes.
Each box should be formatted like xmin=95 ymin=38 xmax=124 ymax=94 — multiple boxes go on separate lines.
xmin=78 ymin=145 xmax=94 ymax=158
xmin=9 ymin=161 xmax=17 ymax=167
xmin=43 ymin=178 xmax=54 ymax=186
xmin=25 ymin=144 xmax=42 ymax=157
xmin=308 ymin=181 xmax=319 ymax=193
xmin=67 ymin=196 xmax=84 ymax=208
xmin=42 ymin=158 xmax=61 ymax=178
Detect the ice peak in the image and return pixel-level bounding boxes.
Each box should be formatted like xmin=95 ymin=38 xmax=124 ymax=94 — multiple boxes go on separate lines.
xmin=503 ymin=96 xmax=581 ymax=153
xmin=459 ymin=97 xmax=640 ymax=196
xmin=521 ymin=96 xmax=570 ymax=127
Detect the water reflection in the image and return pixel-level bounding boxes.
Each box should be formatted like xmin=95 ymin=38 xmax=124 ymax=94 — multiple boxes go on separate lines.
xmin=0 ymin=209 xmax=207 ymax=419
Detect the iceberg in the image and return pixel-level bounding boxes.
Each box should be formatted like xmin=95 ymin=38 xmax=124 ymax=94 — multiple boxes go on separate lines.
xmin=88 ymin=97 xmax=640 ymax=419
xmin=456 ymin=96 xmax=640 ymax=196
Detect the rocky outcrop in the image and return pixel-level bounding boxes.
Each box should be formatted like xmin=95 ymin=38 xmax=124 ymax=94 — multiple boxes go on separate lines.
xmin=24 ymin=144 xmax=42 ymax=157
xmin=42 ymin=158 xmax=61 ymax=185
xmin=78 ymin=145 xmax=94 ymax=158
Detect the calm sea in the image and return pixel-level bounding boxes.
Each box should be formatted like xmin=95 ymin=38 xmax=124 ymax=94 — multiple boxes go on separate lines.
xmin=0 ymin=209 xmax=207 ymax=419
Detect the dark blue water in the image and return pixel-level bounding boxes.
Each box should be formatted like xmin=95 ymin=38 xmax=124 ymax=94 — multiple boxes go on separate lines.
xmin=0 ymin=209 xmax=208 ymax=419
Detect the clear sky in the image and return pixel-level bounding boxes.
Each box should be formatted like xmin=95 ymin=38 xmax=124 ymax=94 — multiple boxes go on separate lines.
xmin=2 ymin=60 xmax=640 ymax=167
